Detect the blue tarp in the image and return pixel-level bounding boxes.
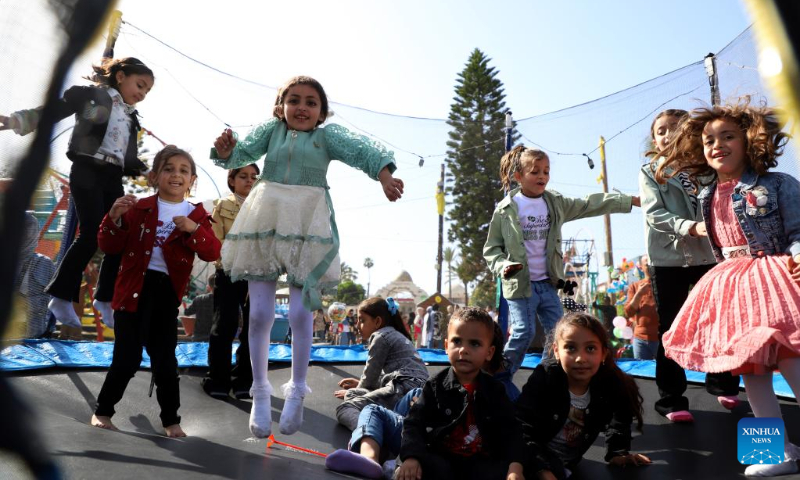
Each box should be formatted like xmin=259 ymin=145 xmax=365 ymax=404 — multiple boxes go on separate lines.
xmin=1 ymin=340 xmax=794 ymax=399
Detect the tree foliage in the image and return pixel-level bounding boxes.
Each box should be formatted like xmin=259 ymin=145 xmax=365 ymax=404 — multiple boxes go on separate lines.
xmin=445 ymin=49 xmax=517 ymax=284
xmin=336 ymin=280 xmax=365 ymax=305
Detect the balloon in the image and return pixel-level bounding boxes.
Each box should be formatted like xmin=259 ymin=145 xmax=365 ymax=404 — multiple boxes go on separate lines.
xmin=621 ymin=326 xmax=634 ymax=339
xmin=612 ymin=316 xmax=627 ymax=329
xmin=613 ymin=327 xmax=623 ymax=338
xmin=327 ymin=302 xmax=347 ymax=322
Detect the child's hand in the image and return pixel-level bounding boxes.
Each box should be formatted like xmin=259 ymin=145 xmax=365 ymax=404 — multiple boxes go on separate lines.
xmin=503 ymin=263 xmax=523 ymax=278
xmin=0 ymin=115 xmax=16 ymax=131
xmin=338 ymin=378 xmax=359 ymax=389
xmin=506 ymin=461 xmax=525 ymax=480
xmin=396 ymin=458 xmax=422 ymax=480
xmin=631 ymin=196 xmax=641 ymax=207
xmin=379 ymin=168 xmax=404 ymax=202
xmin=788 ymin=255 xmax=800 ymax=283
xmin=609 ymin=453 xmax=652 ymax=467
xmin=689 ymin=221 xmax=708 ymax=237
xmin=173 ymin=216 xmax=198 ymax=233
xmin=213 ymin=128 xmax=236 ymax=159
xmin=333 ymin=389 xmax=348 ymax=399
xmin=109 ymin=194 xmax=138 ymax=221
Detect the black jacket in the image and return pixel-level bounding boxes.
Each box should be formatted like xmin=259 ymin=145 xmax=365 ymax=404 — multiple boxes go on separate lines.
xmin=17 ymin=85 xmax=146 ymax=176
xmin=400 ymin=367 xmax=524 ymax=469
xmin=515 ymin=360 xmax=635 ymax=478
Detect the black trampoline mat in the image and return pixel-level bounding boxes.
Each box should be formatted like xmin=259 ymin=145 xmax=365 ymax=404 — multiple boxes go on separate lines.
xmin=3 ymin=364 xmax=800 ymax=480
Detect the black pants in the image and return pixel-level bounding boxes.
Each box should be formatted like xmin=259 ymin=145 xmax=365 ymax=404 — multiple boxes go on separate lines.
xmin=46 ymin=157 xmax=122 ymax=302
xmin=651 ymin=264 xmax=740 ymax=415
xmin=95 ymin=270 xmax=181 ymax=427
xmin=419 ymin=451 xmax=509 ymax=480
xmin=206 ymin=269 xmax=251 ymax=392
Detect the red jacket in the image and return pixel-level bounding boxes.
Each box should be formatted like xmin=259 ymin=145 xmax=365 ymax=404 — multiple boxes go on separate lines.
xmin=97 ymin=195 xmax=221 ymax=312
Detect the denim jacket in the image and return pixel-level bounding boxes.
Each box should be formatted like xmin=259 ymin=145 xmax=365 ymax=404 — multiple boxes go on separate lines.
xmin=698 ymin=169 xmax=800 ymax=262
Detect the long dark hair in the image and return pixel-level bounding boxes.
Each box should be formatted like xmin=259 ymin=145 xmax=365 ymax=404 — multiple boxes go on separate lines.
xmin=358 ymin=297 xmax=412 ymax=341
xmin=552 ymin=312 xmax=644 ymax=431
xmin=87 ymin=57 xmax=154 ymax=87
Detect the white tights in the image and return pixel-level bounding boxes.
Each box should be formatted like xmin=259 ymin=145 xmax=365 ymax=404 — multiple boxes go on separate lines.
xmin=247 ymin=281 xmax=314 ymax=437
xmin=743 ymin=358 xmax=800 ymax=477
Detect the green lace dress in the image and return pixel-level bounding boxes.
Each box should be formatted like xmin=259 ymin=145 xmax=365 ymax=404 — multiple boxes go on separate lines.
xmin=211 ymin=118 xmax=396 ymax=310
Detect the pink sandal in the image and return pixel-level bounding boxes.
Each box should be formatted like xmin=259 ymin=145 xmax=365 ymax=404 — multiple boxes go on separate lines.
xmin=665 ymin=410 xmax=694 ymax=423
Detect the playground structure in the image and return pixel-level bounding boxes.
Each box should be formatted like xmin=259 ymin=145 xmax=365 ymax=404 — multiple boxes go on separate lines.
xmin=561 ymin=228 xmax=599 ymax=305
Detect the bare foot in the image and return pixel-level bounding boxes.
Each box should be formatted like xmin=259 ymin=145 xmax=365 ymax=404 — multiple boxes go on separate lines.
xmin=164 ymin=424 xmax=186 ymax=438
xmin=90 ymin=415 xmax=118 ymax=431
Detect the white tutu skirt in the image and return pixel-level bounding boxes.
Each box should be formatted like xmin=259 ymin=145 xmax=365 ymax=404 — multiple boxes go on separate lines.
xmin=221 ymin=180 xmax=340 ymax=301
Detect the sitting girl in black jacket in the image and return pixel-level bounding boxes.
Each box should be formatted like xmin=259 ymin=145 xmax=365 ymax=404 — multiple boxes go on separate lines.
xmin=516 ymin=313 xmax=651 ymax=479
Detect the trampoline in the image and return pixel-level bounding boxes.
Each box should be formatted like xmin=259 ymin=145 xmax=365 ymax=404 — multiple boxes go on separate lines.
xmin=3 ymin=358 xmax=800 ymax=480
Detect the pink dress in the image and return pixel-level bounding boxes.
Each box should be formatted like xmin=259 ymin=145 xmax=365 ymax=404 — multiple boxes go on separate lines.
xmin=662 ymin=179 xmax=800 ymax=374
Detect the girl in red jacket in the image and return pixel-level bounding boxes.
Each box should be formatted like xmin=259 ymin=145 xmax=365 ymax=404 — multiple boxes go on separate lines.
xmin=90 ymin=145 xmax=221 ymax=437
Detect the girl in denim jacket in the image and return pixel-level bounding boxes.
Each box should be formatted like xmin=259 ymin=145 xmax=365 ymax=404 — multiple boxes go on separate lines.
xmin=639 ymin=109 xmax=740 ymax=423
xmin=658 ymin=99 xmax=800 ymax=477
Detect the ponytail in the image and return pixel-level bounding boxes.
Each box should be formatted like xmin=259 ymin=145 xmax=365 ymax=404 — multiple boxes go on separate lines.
xmin=358 ymin=297 xmax=412 ymax=342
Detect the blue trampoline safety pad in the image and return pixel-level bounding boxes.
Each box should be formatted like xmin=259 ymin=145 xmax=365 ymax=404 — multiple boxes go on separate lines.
xmin=1 ymin=340 xmax=794 ymax=399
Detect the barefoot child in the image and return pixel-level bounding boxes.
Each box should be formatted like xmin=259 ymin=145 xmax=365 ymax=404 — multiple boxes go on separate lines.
xmin=516 ymin=313 xmax=651 ymax=479
xmin=90 ymin=146 xmax=220 ymax=437
xmin=397 ymin=307 xmax=524 ymax=480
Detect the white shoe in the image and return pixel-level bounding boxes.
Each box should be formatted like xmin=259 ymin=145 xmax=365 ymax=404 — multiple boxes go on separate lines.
xmin=249 ymin=383 xmax=273 ymax=438
xmin=48 ymin=297 xmax=81 ymax=328
xmin=279 ymin=381 xmax=311 ymax=435
xmin=93 ymin=300 xmax=114 ymax=329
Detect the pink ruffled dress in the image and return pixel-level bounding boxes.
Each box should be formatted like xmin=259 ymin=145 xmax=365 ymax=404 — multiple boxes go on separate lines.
xmin=662 ymin=178 xmax=800 ymax=375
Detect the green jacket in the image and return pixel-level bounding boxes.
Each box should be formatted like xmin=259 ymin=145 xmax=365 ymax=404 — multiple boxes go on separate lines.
xmin=484 ymin=188 xmax=633 ymax=299
xmin=638 ymin=160 xmax=716 ymax=267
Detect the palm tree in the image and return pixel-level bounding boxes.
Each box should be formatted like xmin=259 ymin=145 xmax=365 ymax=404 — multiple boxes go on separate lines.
xmin=443 ymin=247 xmax=456 ymax=300
xmin=363 ymin=257 xmax=374 ymax=296
xmin=455 ymin=260 xmax=477 ymax=306
xmin=340 ymin=262 xmax=358 ymax=283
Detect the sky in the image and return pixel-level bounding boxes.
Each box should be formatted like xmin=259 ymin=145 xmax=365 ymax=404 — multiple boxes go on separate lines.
xmin=0 ymin=0 xmax=776 ymax=300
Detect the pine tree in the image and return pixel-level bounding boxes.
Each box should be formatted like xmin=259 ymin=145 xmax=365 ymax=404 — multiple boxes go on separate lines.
xmin=446 ymin=49 xmax=516 ymax=287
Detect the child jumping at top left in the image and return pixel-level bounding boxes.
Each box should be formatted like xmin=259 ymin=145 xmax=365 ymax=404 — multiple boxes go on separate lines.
xmin=0 ymin=57 xmax=154 ymax=330
xmin=90 ymin=145 xmax=220 ymax=437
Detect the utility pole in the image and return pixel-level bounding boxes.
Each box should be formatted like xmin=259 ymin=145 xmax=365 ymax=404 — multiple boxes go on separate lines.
xmin=436 ymin=163 xmax=445 ymax=293
xmin=599 ymin=136 xmax=613 ymax=267
xmin=704 ymin=53 xmax=721 ymax=107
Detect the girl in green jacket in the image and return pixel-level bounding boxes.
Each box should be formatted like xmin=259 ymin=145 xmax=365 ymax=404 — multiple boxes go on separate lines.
xmin=484 ymin=146 xmax=638 ymax=390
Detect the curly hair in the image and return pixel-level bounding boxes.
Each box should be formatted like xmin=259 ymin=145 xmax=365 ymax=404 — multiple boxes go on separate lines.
xmin=499 ymin=145 xmax=549 ymax=192
xmin=655 ymin=97 xmax=789 ymax=185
